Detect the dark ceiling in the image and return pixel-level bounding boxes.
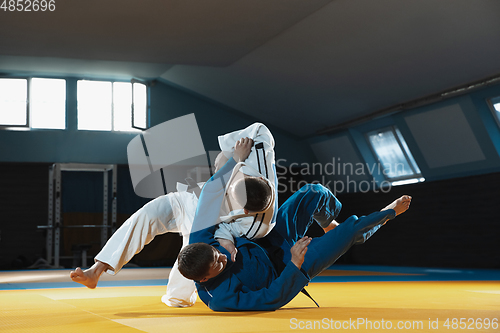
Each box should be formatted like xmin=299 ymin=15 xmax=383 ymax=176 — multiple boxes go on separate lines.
xmin=1 ymin=0 xmax=500 ymax=137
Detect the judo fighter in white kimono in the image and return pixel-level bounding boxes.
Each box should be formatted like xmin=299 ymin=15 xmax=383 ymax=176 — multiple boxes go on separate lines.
xmin=69 ymin=123 xmax=278 ymax=307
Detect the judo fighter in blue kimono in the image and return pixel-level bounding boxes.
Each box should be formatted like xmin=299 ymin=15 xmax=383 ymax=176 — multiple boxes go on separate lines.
xmin=178 ymin=138 xmax=412 ymax=311
xmin=70 ymin=123 xmax=289 ymax=307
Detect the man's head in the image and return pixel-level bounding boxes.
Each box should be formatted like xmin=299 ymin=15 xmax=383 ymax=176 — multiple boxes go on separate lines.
xmin=228 ymin=176 xmax=272 ymax=214
xmin=177 ymin=243 xmax=228 ymax=282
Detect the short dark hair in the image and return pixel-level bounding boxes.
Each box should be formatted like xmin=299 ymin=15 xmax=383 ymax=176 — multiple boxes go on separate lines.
xmin=233 ymin=176 xmax=272 ymax=212
xmin=177 ymin=243 xmax=214 ymax=281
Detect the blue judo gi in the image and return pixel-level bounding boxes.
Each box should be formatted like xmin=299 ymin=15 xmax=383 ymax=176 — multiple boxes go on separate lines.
xmin=189 ymin=158 xmax=396 ymax=312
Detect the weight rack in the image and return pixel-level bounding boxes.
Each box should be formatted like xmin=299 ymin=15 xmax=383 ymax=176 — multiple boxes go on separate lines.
xmin=38 ymin=163 xmax=117 ymax=268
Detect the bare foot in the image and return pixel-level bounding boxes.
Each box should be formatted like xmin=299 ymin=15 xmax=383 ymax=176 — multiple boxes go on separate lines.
xmin=382 ymin=195 xmax=412 ymax=216
xmin=70 ymin=261 xmax=109 ymax=289
xmin=323 ymin=220 xmax=339 ymax=233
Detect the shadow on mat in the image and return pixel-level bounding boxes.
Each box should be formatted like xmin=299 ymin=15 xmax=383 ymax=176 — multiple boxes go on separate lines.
xmin=114 ymin=307 xmax=329 ymax=318
xmin=114 ymin=311 xmax=269 ymax=317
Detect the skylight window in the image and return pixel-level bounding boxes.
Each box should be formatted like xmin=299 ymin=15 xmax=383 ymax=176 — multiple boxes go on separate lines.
xmin=366 ymin=126 xmax=424 ymax=186
xmin=489 ymin=96 xmax=500 ymax=128
xmin=77 ymin=80 xmax=147 ymax=131
xmin=0 ymin=78 xmax=66 ymax=129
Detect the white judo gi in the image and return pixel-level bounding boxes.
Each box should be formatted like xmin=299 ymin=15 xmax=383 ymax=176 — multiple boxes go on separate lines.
xmin=94 ymin=188 xmax=199 ymax=307
xmin=94 ymin=122 xmax=277 ymax=307
xmin=214 ymin=122 xmax=278 ymax=242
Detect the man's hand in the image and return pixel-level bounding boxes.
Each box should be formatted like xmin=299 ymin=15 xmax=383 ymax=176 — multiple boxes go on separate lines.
xmin=213 ymin=152 xmax=229 ymax=173
xmin=218 ymin=238 xmax=238 ymax=262
xmin=233 ymin=137 xmax=254 ymax=163
xmin=290 ymin=236 xmax=311 ymax=270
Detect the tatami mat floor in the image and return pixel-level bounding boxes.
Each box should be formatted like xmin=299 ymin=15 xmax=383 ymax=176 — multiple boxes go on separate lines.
xmin=1 ymin=266 xmax=499 ymax=332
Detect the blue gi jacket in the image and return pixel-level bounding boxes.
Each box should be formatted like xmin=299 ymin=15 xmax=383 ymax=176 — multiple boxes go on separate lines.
xmin=189 ymin=157 xmax=394 ymax=311
xmin=189 ymin=158 xmax=310 ymax=311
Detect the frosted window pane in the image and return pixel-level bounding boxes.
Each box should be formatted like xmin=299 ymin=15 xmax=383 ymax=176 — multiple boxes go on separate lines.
xmin=0 ymin=78 xmax=27 ymax=126
xmin=493 ymin=101 xmax=500 ymax=126
xmin=113 ymin=82 xmax=134 ymax=131
xmin=489 ymin=97 xmax=500 ymax=129
xmin=368 ymin=130 xmax=414 ymax=179
xmin=494 ymin=103 xmax=500 ymax=112
xmin=133 ymin=83 xmax=147 ymax=129
xmin=31 ymin=78 xmax=66 ymax=129
xmin=77 ymin=81 xmax=112 ymax=131
xmin=395 ymin=127 xmax=421 ymax=174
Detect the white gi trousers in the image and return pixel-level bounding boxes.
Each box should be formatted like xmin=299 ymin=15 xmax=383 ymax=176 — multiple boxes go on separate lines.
xmin=94 ymin=191 xmax=198 ymax=307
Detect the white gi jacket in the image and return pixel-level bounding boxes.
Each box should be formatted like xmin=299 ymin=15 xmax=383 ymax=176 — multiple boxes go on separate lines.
xmin=214 ymin=123 xmax=278 ymax=241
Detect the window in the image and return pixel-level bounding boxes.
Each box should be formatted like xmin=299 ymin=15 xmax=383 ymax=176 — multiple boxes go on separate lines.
xmin=77 ymin=80 xmax=147 ymax=131
xmin=0 ymin=78 xmax=66 ymax=129
xmin=31 ymin=78 xmax=66 ymax=129
xmin=77 ymin=81 xmax=112 ymax=131
xmin=488 ymin=96 xmax=500 ymax=129
xmin=0 ymin=78 xmax=27 ymax=126
xmin=366 ymin=126 xmax=424 ymax=186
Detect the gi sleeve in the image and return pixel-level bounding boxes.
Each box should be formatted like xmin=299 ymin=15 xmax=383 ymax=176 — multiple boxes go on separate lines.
xmin=213 ymin=223 xmax=235 ymax=243
xmin=188 ymin=158 xmax=237 ymax=245
xmin=207 ymin=262 xmax=310 ymax=312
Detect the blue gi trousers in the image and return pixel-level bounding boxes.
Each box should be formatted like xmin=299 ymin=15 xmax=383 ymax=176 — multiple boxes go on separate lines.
xmin=266 ymin=184 xmax=394 ymax=279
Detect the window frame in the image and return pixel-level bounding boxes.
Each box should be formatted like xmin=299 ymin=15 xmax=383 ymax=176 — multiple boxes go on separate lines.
xmin=131 ymin=79 xmax=148 ymax=131
xmin=30 ymin=77 xmax=67 ymax=130
xmin=0 ymin=76 xmax=68 ymax=130
xmin=487 ymin=96 xmax=500 ymax=130
xmin=77 ymin=79 xmax=148 ymax=132
xmin=0 ymin=77 xmax=30 ymax=129
xmin=365 ymin=125 xmax=423 ymax=183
